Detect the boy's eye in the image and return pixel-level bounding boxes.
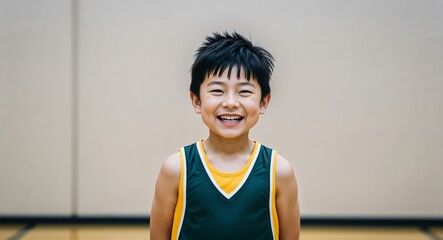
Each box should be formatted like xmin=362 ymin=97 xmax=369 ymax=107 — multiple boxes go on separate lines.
xmin=210 ymin=89 xmax=223 ymax=93
xmin=239 ymin=90 xmax=253 ymax=94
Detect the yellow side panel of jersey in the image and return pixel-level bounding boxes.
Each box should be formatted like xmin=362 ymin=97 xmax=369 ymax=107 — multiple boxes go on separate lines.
xmin=171 ymin=148 xmax=186 ymax=240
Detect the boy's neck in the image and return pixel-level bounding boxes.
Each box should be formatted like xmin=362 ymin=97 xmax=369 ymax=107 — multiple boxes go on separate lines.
xmin=203 ymin=133 xmax=255 ymax=156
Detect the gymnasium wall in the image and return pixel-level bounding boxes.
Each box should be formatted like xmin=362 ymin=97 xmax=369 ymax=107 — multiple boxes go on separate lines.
xmin=1 ymin=0 xmax=442 ymax=218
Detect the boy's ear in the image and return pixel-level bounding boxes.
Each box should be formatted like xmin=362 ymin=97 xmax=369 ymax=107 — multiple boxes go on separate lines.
xmin=259 ymin=94 xmax=271 ymax=115
xmin=190 ymin=92 xmax=201 ymax=114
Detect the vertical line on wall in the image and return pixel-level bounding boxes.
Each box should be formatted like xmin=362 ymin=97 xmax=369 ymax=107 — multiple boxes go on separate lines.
xmin=71 ymin=0 xmax=79 ymax=218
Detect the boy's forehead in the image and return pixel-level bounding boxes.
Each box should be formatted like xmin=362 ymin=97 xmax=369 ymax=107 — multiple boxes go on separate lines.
xmin=205 ymin=66 xmax=257 ymax=82
xmin=204 ymin=71 xmax=258 ymax=84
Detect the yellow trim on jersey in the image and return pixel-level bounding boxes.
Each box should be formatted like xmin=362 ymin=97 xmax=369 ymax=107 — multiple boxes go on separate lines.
xmin=199 ymin=140 xmax=259 ymax=195
xmin=271 ymin=151 xmax=279 ymax=239
xmin=171 ymin=148 xmax=186 ymax=240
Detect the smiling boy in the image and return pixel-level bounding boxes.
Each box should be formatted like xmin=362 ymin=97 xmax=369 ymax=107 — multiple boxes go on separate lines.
xmin=150 ymin=32 xmax=300 ymax=240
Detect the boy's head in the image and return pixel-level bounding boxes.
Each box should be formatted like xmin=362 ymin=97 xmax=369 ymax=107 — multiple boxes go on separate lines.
xmin=190 ymin=32 xmax=274 ymax=101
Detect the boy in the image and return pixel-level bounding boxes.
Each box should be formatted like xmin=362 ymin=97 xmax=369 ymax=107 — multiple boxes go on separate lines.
xmin=150 ymin=32 xmax=300 ymax=240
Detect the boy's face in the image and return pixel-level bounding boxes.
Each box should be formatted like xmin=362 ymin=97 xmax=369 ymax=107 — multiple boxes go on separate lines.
xmin=191 ymin=67 xmax=270 ymax=140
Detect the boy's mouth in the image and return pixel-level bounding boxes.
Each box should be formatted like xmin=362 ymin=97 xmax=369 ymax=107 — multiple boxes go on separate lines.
xmin=217 ymin=115 xmax=244 ymax=122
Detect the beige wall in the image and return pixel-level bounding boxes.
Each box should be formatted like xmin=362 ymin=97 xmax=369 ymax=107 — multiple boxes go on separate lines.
xmin=0 ymin=0 xmax=73 ymax=215
xmin=1 ymin=0 xmax=442 ymax=217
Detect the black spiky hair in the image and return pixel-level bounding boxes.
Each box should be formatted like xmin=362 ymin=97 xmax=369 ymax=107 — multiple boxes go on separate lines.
xmin=190 ymin=31 xmax=274 ymax=100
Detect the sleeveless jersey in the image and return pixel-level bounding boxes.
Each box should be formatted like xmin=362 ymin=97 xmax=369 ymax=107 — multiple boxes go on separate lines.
xmin=171 ymin=140 xmax=279 ymax=240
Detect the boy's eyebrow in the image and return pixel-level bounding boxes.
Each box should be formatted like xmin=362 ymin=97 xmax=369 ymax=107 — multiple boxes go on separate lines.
xmin=207 ymin=81 xmax=225 ymax=87
xmin=206 ymin=81 xmax=255 ymax=88
xmin=238 ymin=82 xmax=256 ymax=88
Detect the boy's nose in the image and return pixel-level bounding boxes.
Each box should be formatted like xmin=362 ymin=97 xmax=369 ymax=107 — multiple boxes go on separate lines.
xmin=222 ymin=93 xmax=239 ymax=108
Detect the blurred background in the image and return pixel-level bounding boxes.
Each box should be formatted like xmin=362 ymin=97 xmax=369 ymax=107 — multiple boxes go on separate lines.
xmin=1 ymin=0 xmax=442 ymax=221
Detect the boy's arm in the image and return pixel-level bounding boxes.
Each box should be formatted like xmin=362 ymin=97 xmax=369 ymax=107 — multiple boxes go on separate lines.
xmin=150 ymin=152 xmax=181 ymax=240
xmin=276 ymin=155 xmax=300 ymax=240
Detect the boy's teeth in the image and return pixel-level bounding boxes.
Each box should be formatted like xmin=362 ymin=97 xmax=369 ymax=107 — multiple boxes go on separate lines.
xmin=220 ymin=116 xmax=241 ymax=120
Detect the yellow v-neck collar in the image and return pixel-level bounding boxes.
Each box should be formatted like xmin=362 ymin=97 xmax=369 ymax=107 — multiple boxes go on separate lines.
xmin=197 ymin=140 xmax=260 ymax=196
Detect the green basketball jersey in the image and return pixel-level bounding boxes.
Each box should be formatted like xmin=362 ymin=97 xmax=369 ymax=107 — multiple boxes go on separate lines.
xmin=171 ymin=140 xmax=279 ymax=240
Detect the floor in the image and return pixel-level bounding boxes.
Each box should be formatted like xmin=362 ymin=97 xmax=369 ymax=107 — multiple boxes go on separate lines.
xmin=1 ymin=225 xmax=442 ymax=240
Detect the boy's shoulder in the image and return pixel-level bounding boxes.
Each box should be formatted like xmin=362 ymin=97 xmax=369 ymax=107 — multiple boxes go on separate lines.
xmin=160 ymin=151 xmax=181 ymax=178
xmin=275 ymin=153 xmax=296 ymax=182
xmin=254 ymin=142 xmax=295 ymax=178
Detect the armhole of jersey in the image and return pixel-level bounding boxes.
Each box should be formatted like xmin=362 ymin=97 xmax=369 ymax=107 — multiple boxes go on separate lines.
xmin=171 ymin=148 xmax=186 ymax=240
xmin=270 ymin=150 xmax=279 ymax=240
